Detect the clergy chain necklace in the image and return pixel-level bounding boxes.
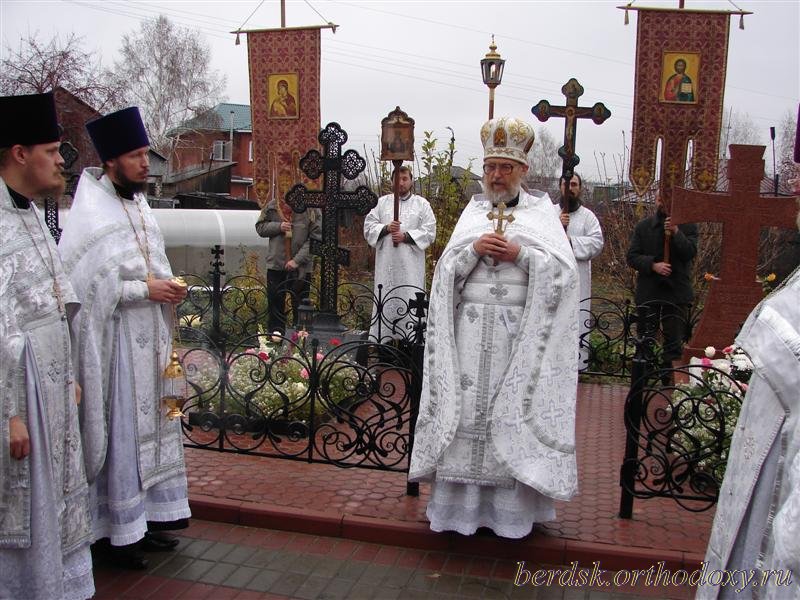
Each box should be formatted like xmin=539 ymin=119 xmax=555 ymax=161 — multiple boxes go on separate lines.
xmin=14 ymin=204 xmax=66 ymax=316
xmin=119 ymin=194 xmax=153 ymax=280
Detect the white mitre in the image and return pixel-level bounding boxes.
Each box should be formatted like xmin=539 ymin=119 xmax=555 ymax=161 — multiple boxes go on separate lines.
xmin=480 ymin=116 xmax=535 ymax=164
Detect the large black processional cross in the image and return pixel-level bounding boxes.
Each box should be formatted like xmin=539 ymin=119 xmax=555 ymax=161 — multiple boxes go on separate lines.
xmin=532 ymin=78 xmax=611 ymax=180
xmin=285 ymin=122 xmax=378 ymax=324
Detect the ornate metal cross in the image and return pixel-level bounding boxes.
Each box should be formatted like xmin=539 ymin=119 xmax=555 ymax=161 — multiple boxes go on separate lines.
xmin=486 ymin=201 xmax=515 ymax=235
xmin=532 ymin=78 xmax=611 ymax=178
xmin=285 ymin=122 xmax=378 ymax=315
xmin=408 ymin=291 xmax=429 ymax=344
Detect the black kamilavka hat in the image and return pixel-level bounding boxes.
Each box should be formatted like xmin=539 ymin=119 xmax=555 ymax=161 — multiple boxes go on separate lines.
xmin=0 ymin=91 xmax=60 ymax=147
xmin=86 ymin=106 xmax=150 ymax=162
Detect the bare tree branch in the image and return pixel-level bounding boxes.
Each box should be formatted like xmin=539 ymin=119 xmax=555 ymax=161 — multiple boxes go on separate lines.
xmin=0 ymin=32 xmax=121 ymax=111
xmin=528 ymin=127 xmax=560 ymax=179
xmin=110 ymin=15 xmax=226 ymax=161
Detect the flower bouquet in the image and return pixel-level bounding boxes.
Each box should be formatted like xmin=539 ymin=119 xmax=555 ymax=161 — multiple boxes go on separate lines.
xmin=671 ymin=344 xmax=753 ymax=480
xmin=187 ymin=327 xmax=358 ymax=433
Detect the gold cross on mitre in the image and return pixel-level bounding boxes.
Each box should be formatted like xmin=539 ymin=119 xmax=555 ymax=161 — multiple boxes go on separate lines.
xmin=486 ymin=201 xmax=515 ymax=235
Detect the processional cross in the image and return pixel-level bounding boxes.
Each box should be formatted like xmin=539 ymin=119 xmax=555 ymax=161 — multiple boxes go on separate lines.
xmin=670 ymin=144 xmax=799 ymax=355
xmin=285 ymin=122 xmax=378 ymax=315
xmin=531 ymin=78 xmax=611 ymax=182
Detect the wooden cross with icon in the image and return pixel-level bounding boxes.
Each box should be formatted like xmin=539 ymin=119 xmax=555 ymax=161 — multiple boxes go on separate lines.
xmin=532 ymin=78 xmax=611 ymax=179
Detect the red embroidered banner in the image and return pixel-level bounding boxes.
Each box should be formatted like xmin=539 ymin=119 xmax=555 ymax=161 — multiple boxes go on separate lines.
xmin=246 ymin=27 xmax=324 ymax=208
xmin=628 ymin=9 xmax=732 ymax=201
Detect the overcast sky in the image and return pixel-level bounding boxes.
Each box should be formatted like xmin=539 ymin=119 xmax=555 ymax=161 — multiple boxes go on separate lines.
xmin=3 ymin=0 xmax=798 ymax=182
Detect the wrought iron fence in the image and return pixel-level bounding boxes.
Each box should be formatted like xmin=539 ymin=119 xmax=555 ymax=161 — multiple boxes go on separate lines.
xmin=578 ymin=296 xmax=636 ymax=378
xmin=618 ymin=305 xmax=741 ymax=516
xmin=174 ymin=247 xmax=426 ymax=496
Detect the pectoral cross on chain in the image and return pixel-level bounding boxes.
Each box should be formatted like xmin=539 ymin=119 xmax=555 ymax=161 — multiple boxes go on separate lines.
xmin=487 ymin=202 xmax=515 ymax=235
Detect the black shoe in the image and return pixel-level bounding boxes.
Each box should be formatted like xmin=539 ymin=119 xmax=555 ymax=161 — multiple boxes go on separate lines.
xmin=146 ymin=518 xmax=189 ymax=532
xmin=107 ymin=544 xmax=149 ymax=570
xmin=141 ymin=531 xmax=180 ymax=552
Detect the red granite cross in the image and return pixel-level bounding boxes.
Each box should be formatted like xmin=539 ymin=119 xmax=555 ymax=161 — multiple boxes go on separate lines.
xmin=670 ymin=144 xmax=799 ymax=356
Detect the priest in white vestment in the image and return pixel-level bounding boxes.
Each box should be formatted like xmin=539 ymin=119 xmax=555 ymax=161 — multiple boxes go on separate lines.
xmin=555 ymin=173 xmax=604 ymax=370
xmin=697 ymin=204 xmax=800 ymax=600
xmin=0 ymin=92 xmax=94 ymax=599
xmin=59 ymin=107 xmax=190 ymax=570
xmin=363 ymin=165 xmax=436 ymax=343
xmin=409 ymin=117 xmax=580 ymax=539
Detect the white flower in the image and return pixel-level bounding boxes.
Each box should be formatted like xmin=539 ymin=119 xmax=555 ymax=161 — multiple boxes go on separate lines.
xmin=180 ymin=314 xmax=202 ymax=328
xmin=704 ymin=346 xmax=716 ymax=358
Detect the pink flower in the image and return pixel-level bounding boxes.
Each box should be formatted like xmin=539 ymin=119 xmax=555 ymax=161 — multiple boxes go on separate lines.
xmin=291 ymin=331 xmax=299 ymax=342
xmin=723 ymin=345 xmax=734 ymax=355
xmin=741 ymin=383 xmax=749 ymax=392
xmin=700 ymin=357 xmax=712 ymax=367
xmin=245 ymin=348 xmax=257 ymax=355
xmin=329 ymin=338 xmax=342 ymax=347
xmin=300 ymin=368 xmax=309 ymax=379
xmin=316 ymin=352 xmax=324 ymax=362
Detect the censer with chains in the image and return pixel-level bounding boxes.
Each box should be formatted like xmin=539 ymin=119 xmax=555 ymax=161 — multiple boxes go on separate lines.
xmin=161 ymin=275 xmax=189 ymax=420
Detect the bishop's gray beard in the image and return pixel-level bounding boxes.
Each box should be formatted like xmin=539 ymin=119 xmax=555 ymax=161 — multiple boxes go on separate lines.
xmin=484 ymin=182 xmax=521 ymax=206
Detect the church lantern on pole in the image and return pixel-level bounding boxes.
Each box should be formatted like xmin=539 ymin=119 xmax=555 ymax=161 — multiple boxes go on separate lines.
xmin=480 ymin=36 xmax=505 ymax=119
xmin=380 ymin=107 xmax=415 ymax=247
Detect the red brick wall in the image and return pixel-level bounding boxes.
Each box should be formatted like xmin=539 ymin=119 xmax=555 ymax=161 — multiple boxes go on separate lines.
xmin=231 ymin=132 xmax=253 ymax=179
xmin=171 ymin=131 xmax=253 ymax=179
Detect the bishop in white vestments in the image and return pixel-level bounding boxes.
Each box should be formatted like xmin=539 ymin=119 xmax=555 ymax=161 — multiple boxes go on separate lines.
xmin=555 ymin=173 xmax=604 ymax=370
xmin=0 ymin=92 xmax=94 ymax=600
xmin=59 ymin=107 xmax=190 ymax=569
xmin=363 ymin=165 xmax=436 ymax=343
xmin=409 ymin=117 xmax=580 ymax=539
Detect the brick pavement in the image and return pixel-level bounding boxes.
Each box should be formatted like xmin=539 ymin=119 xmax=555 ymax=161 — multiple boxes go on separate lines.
xmin=92 ymin=519 xmax=694 ymax=599
xmin=184 ymin=382 xmax=714 ymax=572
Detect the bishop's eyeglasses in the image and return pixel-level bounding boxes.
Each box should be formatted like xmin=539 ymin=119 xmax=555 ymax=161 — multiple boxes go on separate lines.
xmin=483 ymin=162 xmax=515 ymax=175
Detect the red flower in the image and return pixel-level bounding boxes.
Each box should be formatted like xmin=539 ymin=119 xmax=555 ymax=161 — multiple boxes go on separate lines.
xmin=258 ymin=351 xmax=270 ymax=361
xmin=329 ymin=338 xmax=342 ymax=347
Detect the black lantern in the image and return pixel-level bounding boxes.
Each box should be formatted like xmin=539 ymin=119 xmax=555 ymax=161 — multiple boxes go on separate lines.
xmin=480 ymin=36 xmax=505 ymax=119
xmin=297 ymin=297 xmax=315 ymax=332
